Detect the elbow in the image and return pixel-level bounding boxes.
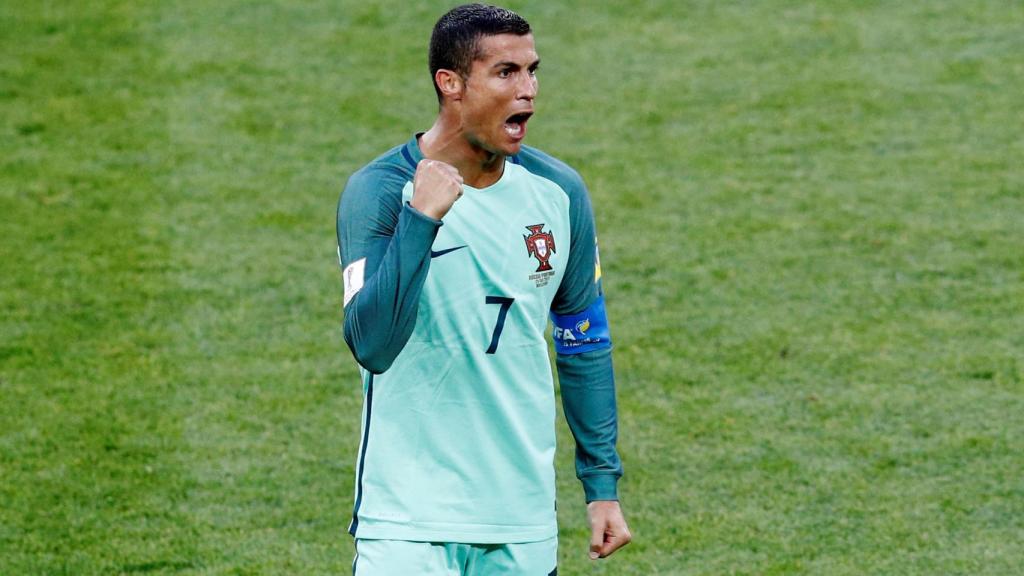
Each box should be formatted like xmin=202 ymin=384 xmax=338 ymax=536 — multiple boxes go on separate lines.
xmin=353 ymin=348 xmax=394 ymax=374
xmin=344 ymin=321 xmax=396 ymax=375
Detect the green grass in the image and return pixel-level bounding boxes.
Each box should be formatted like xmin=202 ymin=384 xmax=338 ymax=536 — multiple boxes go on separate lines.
xmin=2 ymin=1 xmax=1022 ymax=574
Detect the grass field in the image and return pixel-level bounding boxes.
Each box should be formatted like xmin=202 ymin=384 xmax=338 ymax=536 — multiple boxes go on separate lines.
xmin=2 ymin=1 xmax=1022 ymax=574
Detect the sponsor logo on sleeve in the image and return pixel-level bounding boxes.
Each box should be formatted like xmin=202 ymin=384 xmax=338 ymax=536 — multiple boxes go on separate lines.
xmin=552 ymin=316 xmax=602 ymax=348
xmin=343 ymin=258 xmax=366 ymax=306
xmin=575 ymin=318 xmax=591 ymax=334
xmin=551 ymin=295 xmax=610 ymax=353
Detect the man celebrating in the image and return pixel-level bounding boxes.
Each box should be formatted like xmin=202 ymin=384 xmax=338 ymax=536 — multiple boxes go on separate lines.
xmin=337 ymin=4 xmax=630 ymax=573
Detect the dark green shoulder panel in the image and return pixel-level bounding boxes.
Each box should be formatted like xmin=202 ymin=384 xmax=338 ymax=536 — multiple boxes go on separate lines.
xmin=514 ymin=145 xmax=587 ymax=200
xmin=336 ymin=142 xmax=418 ymax=267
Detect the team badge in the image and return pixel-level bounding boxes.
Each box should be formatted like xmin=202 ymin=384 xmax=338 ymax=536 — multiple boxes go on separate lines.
xmin=524 ymin=224 xmax=556 ymax=272
xmin=524 ymin=223 xmax=557 ymax=288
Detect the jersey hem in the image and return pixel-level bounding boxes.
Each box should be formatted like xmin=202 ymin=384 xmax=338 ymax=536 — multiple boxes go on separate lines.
xmin=353 ymin=519 xmax=557 ymax=545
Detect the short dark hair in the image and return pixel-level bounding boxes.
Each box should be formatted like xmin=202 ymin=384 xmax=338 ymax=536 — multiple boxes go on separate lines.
xmin=429 ymin=4 xmax=531 ymax=103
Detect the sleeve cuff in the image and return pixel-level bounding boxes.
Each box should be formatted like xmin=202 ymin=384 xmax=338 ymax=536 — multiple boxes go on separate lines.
xmin=403 ymin=202 xmax=443 ymax=227
xmin=581 ymin=474 xmax=619 ymax=502
xmin=399 ymin=203 xmax=443 ymax=254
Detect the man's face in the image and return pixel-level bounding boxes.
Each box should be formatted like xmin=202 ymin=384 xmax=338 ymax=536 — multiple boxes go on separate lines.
xmin=458 ymin=33 xmax=539 ymax=157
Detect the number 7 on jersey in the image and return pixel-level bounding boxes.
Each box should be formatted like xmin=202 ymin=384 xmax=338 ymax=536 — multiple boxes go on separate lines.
xmin=484 ymin=296 xmax=515 ymax=354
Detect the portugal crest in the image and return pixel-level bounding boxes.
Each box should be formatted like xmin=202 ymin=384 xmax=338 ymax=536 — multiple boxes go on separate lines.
xmin=524 ymin=223 xmax=556 ymax=272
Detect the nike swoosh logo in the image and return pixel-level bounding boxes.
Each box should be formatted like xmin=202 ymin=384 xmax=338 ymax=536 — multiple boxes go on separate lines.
xmin=430 ymin=245 xmax=468 ymax=258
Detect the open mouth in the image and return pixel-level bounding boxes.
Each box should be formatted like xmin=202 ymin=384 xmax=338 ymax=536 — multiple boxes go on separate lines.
xmin=503 ymin=111 xmax=533 ymax=140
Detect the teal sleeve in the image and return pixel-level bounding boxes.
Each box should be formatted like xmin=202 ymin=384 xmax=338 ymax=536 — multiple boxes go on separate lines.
xmin=549 ymin=163 xmax=598 ymax=316
xmin=556 ymin=348 xmax=622 ymax=501
xmin=337 ymin=165 xmax=441 ymax=373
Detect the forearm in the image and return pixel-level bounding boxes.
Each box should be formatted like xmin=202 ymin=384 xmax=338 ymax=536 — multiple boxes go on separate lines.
xmin=343 ymin=204 xmax=440 ymax=373
xmin=557 ymin=347 xmax=623 ymax=501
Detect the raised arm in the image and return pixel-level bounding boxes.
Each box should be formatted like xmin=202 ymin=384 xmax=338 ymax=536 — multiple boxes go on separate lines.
xmin=336 ymin=160 xmax=462 ymax=373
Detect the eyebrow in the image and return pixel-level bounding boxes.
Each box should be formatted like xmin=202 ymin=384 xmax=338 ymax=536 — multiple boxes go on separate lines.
xmin=492 ymin=59 xmax=541 ymax=70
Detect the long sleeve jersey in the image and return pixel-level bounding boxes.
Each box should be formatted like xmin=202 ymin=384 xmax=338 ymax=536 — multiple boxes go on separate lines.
xmin=337 ymin=135 xmax=622 ymax=543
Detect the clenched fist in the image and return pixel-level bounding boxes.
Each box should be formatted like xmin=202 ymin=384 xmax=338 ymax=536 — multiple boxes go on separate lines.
xmin=410 ymin=159 xmax=464 ymax=220
xmin=587 ymin=500 xmax=631 ymax=559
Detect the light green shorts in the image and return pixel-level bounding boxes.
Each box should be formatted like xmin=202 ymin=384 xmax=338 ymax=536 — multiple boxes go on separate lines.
xmin=353 ymin=536 xmax=558 ymax=575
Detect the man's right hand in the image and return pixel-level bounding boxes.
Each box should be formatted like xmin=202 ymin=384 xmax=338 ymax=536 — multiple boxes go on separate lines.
xmin=410 ymin=159 xmax=464 ymax=220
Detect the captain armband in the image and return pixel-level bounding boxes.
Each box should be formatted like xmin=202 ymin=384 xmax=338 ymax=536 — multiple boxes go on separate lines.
xmin=550 ymin=294 xmax=612 ymax=355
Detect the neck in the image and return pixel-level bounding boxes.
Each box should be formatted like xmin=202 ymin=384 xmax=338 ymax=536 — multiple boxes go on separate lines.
xmin=419 ymin=115 xmax=505 ymax=188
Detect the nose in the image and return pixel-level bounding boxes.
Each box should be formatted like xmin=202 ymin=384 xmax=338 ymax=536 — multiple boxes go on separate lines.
xmin=518 ymin=72 xmax=537 ymax=101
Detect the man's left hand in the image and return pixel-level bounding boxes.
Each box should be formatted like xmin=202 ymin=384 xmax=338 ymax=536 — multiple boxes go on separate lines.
xmin=586 ymin=500 xmax=631 ymax=559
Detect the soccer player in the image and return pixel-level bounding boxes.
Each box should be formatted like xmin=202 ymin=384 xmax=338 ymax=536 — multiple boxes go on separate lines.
xmin=336 ymin=4 xmax=630 ymax=574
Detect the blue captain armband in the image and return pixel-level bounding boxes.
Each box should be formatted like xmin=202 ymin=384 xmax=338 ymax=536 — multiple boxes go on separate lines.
xmin=550 ymin=295 xmax=612 ymax=355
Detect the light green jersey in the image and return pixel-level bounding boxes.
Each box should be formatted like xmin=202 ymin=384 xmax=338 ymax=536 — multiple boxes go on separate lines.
xmin=338 ymin=136 xmax=618 ymax=544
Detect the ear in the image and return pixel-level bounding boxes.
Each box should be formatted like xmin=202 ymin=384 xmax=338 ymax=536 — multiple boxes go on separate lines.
xmin=435 ymin=69 xmax=465 ymax=102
